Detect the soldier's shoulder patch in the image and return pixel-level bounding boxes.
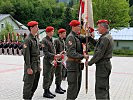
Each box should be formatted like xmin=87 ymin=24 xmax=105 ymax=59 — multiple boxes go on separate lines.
xmin=68 ymin=41 xmax=72 ymax=45
xmin=23 ymin=44 xmax=27 ymax=48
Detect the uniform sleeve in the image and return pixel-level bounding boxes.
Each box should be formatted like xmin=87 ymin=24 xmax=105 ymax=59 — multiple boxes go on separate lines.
xmin=79 ymin=36 xmax=97 ymax=46
xmin=23 ymin=39 xmax=31 ymax=68
xmin=66 ymin=36 xmax=84 ymax=59
xmin=88 ymin=36 xmax=97 ymax=46
xmin=54 ymin=39 xmax=60 ymax=54
xmin=88 ymin=37 xmax=109 ymax=66
xmin=42 ymin=39 xmax=55 ymax=60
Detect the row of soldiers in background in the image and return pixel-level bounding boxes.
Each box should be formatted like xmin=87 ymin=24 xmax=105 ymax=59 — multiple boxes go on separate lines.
xmin=0 ymin=32 xmax=28 ymax=55
xmin=0 ymin=40 xmax=23 ymax=55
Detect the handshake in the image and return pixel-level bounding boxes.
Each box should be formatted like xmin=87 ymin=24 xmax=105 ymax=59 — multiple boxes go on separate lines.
xmin=83 ymin=53 xmax=89 ymax=60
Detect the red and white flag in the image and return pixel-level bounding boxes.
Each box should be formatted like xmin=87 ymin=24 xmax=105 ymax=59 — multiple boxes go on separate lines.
xmin=79 ymin=0 xmax=94 ymax=36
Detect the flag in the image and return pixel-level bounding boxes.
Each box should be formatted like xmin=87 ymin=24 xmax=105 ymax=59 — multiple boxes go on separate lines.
xmin=16 ymin=33 xmax=20 ymax=41
xmin=79 ymin=0 xmax=94 ymax=36
xmin=12 ymin=32 xmax=14 ymax=41
xmin=4 ymin=35 xmax=6 ymax=42
xmin=78 ymin=0 xmax=94 ymax=94
xmin=7 ymin=33 xmax=10 ymax=42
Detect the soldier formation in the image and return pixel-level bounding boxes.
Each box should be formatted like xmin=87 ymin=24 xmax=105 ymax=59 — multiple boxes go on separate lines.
xmin=0 ymin=40 xmax=23 ymax=55
xmin=21 ymin=19 xmax=113 ymax=100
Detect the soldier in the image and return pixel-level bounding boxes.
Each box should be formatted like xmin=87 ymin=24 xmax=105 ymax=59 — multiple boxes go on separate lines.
xmin=8 ymin=41 xmax=13 ymax=55
xmin=23 ymin=21 xmax=41 ymax=100
xmin=24 ymin=33 xmax=27 ymax=39
xmin=3 ymin=41 xmax=9 ymax=55
xmin=41 ymin=26 xmax=62 ymax=98
xmin=87 ymin=20 xmax=114 ymax=100
xmin=54 ymin=28 xmax=66 ymax=94
xmin=13 ymin=41 xmax=18 ymax=55
xmin=66 ymin=20 xmax=89 ymax=100
xmin=0 ymin=40 xmax=3 ymax=55
xmin=18 ymin=41 xmax=23 ymax=56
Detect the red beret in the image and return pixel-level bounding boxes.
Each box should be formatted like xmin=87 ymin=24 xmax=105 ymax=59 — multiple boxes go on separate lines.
xmin=69 ymin=20 xmax=80 ymax=27
xmin=97 ymin=19 xmax=109 ymax=25
xmin=58 ymin=28 xmax=66 ymax=34
xmin=27 ymin=21 xmax=38 ymax=27
xmin=45 ymin=26 xmax=54 ymax=32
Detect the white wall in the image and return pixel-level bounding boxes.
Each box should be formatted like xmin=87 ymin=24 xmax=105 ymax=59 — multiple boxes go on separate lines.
xmin=0 ymin=16 xmax=20 ymax=32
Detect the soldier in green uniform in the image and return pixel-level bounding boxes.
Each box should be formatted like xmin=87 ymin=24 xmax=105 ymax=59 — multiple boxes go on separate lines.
xmin=23 ymin=21 xmax=41 ymax=100
xmin=88 ymin=20 xmax=114 ymax=100
xmin=66 ymin=20 xmax=89 ymax=100
xmin=41 ymin=26 xmax=61 ymax=98
xmin=54 ymin=28 xmax=67 ymax=94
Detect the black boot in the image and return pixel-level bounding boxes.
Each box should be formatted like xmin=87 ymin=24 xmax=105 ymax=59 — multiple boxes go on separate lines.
xmin=48 ymin=88 xmax=56 ymax=97
xmin=60 ymin=87 xmax=66 ymax=92
xmin=43 ymin=89 xmax=54 ymax=98
xmin=55 ymin=84 xmax=64 ymax=94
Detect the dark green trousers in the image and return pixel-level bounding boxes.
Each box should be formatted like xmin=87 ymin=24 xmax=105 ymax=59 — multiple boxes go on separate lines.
xmin=23 ymin=71 xmax=40 ymax=99
xmin=95 ymin=60 xmax=112 ymax=100
xmin=66 ymin=61 xmax=82 ymax=99
xmin=43 ymin=60 xmax=55 ymax=89
xmin=62 ymin=64 xmax=67 ymax=79
xmin=55 ymin=62 xmax=62 ymax=85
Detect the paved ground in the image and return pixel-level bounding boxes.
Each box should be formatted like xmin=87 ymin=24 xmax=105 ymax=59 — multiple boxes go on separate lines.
xmin=0 ymin=55 xmax=133 ymax=100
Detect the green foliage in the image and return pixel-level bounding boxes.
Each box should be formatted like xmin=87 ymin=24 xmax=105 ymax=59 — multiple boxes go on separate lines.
xmin=12 ymin=0 xmax=35 ymax=25
xmin=129 ymin=0 xmax=133 ymax=7
xmin=129 ymin=5 xmax=133 ymax=26
xmin=0 ymin=0 xmax=15 ymax=15
xmin=0 ymin=22 xmax=14 ymax=41
xmin=93 ymin=0 xmax=130 ymax=29
xmin=113 ymin=50 xmax=133 ymax=56
xmin=89 ymin=49 xmax=133 ymax=57
xmin=0 ymin=0 xmax=131 ymax=31
xmin=60 ymin=7 xmax=73 ymax=35
xmin=72 ymin=3 xmax=79 ymax=20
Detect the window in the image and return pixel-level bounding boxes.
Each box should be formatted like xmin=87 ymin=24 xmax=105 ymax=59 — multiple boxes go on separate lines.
xmin=116 ymin=41 xmax=119 ymax=47
xmin=1 ymin=24 xmax=4 ymax=28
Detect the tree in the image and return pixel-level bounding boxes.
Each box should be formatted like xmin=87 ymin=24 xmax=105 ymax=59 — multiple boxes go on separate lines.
xmin=60 ymin=7 xmax=73 ymax=34
xmin=0 ymin=22 xmax=14 ymax=41
xmin=0 ymin=0 xmax=16 ymax=15
xmin=129 ymin=0 xmax=133 ymax=7
xmin=12 ymin=0 xmax=35 ymax=25
xmin=68 ymin=0 xmax=74 ymax=7
xmin=71 ymin=2 xmax=79 ymax=20
xmin=129 ymin=5 xmax=133 ymax=26
xmin=93 ymin=0 xmax=130 ymax=28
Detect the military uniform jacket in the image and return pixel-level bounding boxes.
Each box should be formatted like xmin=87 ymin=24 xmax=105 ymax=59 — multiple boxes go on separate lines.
xmin=23 ymin=33 xmax=40 ymax=71
xmin=66 ymin=31 xmax=84 ymax=60
xmin=88 ymin=32 xmax=114 ymax=66
xmin=3 ymin=42 xmax=9 ymax=48
xmin=54 ymin=37 xmax=65 ymax=54
xmin=41 ymin=35 xmax=56 ymax=63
